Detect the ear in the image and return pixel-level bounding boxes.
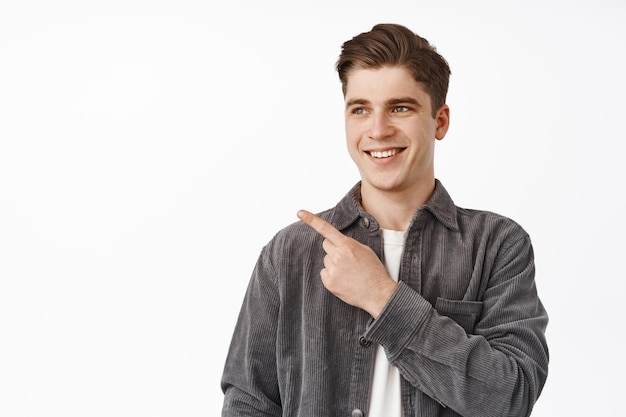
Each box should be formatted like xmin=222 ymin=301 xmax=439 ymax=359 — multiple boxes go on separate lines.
xmin=434 ymin=104 xmax=450 ymax=140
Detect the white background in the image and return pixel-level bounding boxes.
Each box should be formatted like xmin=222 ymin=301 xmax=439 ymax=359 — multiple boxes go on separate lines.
xmin=1 ymin=0 xmax=624 ymax=415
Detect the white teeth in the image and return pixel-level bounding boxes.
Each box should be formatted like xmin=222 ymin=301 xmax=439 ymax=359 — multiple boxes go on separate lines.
xmin=370 ymin=149 xmax=399 ymax=158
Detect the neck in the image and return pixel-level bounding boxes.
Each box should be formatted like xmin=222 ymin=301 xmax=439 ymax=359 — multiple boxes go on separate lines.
xmin=361 ymin=180 xmax=435 ymax=231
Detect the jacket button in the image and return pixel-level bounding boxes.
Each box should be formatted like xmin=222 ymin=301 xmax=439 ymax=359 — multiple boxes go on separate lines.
xmin=358 ymin=336 xmax=371 ymax=347
xmin=351 ymin=409 xmax=364 ymax=417
xmin=361 ymin=217 xmax=371 ymax=228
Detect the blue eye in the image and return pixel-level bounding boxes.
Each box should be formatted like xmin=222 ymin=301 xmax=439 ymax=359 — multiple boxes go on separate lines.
xmin=353 ymin=108 xmax=367 ymax=115
xmin=392 ymin=106 xmax=409 ymax=113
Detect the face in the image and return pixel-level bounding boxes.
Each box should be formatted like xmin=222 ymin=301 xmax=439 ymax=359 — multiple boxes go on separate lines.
xmin=344 ymin=65 xmax=449 ymax=198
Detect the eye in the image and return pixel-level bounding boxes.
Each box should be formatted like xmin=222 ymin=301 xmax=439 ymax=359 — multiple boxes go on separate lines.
xmin=352 ymin=107 xmax=368 ymax=115
xmin=392 ymin=106 xmax=410 ymax=113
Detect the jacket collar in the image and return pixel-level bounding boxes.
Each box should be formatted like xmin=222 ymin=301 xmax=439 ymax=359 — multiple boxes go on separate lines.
xmin=329 ymin=179 xmax=459 ymax=232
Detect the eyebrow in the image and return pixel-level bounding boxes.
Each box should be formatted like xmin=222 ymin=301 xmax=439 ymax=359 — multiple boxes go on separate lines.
xmin=345 ymin=97 xmax=423 ymax=109
xmin=345 ymin=98 xmax=369 ymax=109
xmin=387 ymin=97 xmax=422 ymax=108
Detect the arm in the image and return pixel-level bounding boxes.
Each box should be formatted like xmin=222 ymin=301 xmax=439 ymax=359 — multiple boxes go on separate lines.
xmin=221 ymin=247 xmax=282 ymax=417
xmin=366 ymin=234 xmax=548 ymax=417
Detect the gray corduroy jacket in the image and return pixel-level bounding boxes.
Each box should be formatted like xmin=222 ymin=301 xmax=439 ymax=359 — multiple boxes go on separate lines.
xmin=221 ymin=180 xmax=549 ymax=417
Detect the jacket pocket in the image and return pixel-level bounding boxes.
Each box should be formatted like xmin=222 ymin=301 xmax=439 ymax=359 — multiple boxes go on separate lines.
xmin=434 ymin=298 xmax=483 ymax=334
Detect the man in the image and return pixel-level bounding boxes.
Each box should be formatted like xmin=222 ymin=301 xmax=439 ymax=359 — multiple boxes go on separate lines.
xmin=221 ymin=23 xmax=548 ymax=417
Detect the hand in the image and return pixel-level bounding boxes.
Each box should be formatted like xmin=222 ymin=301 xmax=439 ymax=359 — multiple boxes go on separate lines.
xmin=297 ymin=210 xmax=398 ymax=318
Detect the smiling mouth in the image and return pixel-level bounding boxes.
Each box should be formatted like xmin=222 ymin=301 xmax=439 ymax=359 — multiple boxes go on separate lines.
xmin=367 ymin=148 xmax=404 ymax=159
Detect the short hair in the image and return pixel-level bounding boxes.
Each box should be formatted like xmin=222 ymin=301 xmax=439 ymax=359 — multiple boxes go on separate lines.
xmin=336 ymin=23 xmax=451 ymax=117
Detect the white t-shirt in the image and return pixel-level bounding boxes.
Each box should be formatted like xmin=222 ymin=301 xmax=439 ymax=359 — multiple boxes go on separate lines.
xmin=367 ymin=228 xmax=406 ymax=417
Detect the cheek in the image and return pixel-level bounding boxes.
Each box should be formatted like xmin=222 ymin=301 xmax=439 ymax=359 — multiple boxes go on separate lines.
xmin=344 ymin=123 xmax=360 ymax=149
xmin=344 ymin=136 xmax=363 ymax=165
xmin=346 ymin=138 xmax=360 ymax=158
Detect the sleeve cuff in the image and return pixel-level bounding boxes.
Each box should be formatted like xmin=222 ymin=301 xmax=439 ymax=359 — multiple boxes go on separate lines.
xmin=363 ymin=281 xmax=432 ymax=361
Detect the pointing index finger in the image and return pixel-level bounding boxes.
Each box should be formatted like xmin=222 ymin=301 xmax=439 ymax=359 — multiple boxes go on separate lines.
xmin=297 ymin=210 xmax=345 ymax=244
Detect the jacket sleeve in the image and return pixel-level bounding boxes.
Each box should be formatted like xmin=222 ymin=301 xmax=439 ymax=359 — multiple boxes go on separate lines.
xmin=364 ymin=233 xmax=549 ymax=417
xmin=221 ymin=246 xmax=283 ymax=417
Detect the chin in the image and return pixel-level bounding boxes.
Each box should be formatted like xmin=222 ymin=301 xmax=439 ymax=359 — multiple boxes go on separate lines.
xmin=364 ymin=179 xmax=406 ymax=193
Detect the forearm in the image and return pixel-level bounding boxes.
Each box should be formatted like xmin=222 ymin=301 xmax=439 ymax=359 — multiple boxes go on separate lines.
xmin=365 ymin=281 xmax=548 ymax=417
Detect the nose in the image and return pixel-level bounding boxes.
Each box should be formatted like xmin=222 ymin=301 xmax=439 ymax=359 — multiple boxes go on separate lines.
xmin=368 ymin=111 xmax=394 ymax=140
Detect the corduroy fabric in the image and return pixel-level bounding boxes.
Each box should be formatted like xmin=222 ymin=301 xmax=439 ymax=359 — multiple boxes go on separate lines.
xmin=221 ymin=180 xmax=549 ymax=417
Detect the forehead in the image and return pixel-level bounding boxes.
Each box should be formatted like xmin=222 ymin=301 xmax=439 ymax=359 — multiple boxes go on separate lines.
xmin=344 ymin=65 xmax=431 ymax=104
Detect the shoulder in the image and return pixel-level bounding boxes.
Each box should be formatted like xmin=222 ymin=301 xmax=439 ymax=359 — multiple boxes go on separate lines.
xmin=454 ymin=206 xmax=531 ymax=251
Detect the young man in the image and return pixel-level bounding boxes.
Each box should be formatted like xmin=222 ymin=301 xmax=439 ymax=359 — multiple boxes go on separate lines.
xmin=221 ymin=24 xmax=549 ymax=417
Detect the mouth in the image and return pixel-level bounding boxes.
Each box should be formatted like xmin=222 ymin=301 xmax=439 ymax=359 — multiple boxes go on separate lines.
xmin=366 ymin=148 xmax=405 ymax=159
